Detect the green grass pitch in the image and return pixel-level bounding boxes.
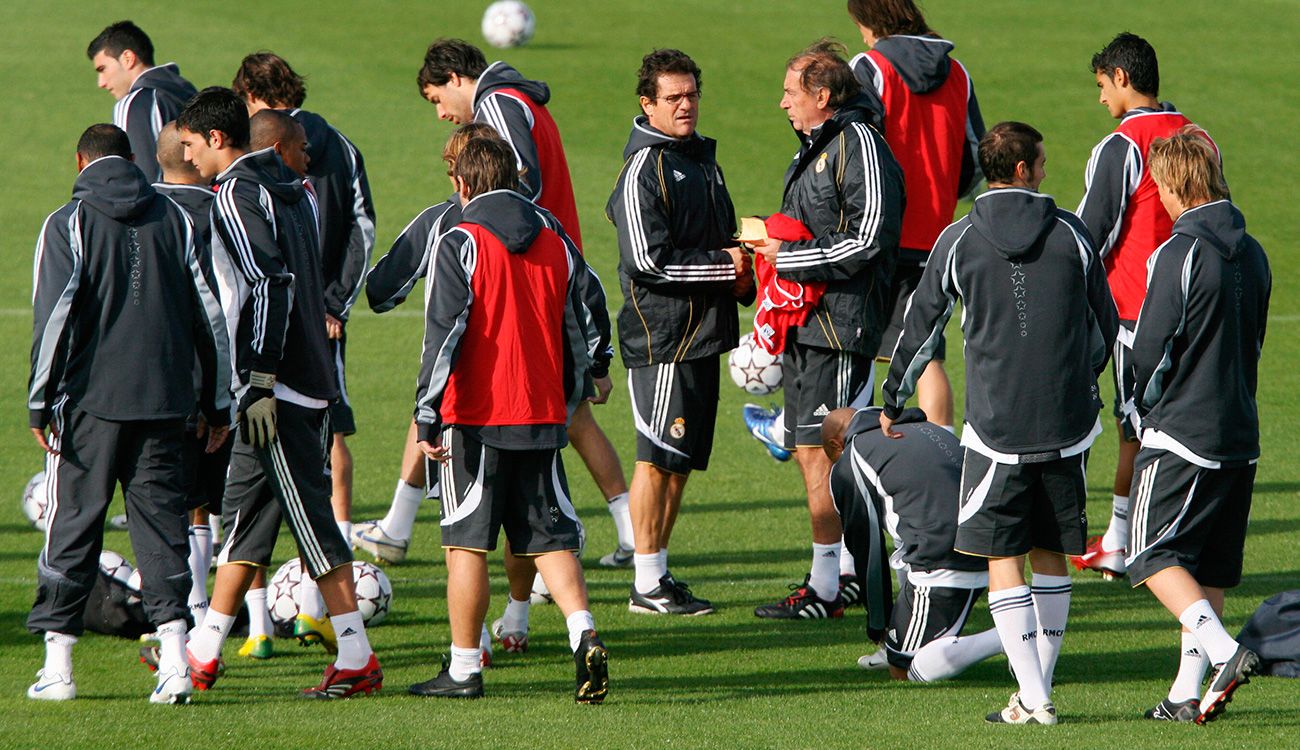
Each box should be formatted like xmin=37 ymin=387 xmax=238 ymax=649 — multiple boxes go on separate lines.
xmin=0 ymin=1 xmax=1296 ymax=747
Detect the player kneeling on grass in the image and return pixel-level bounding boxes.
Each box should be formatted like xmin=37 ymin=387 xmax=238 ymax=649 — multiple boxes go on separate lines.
xmin=27 ymin=124 xmax=231 ymax=704
xmin=822 ymin=407 xmax=1003 ymax=682
xmin=880 ymin=122 xmax=1119 ymax=724
xmin=409 ymin=136 xmax=609 ymax=703
xmin=176 ymin=88 xmax=381 ymax=699
xmin=1125 ymin=130 xmax=1270 ymax=724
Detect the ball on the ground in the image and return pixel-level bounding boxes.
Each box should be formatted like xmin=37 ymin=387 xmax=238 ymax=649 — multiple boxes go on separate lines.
xmin=352 ymin=561 xmax=392 ymax=626
xmin=481 ymin=0 xmax=535 ymax=49
xmin=729 ymin=332 xmax=783 ymax=395
xmin=268 ymin=558 xmax=304 ymax=627
xmin=99 ymin=550 xmax=135 ymax=586
xmin=21 ymin=471 xmax=49 ymax=531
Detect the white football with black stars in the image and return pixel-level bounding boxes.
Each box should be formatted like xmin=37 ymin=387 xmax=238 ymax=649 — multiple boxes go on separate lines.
xmin=99 ymin=550 xmax=135 ymax=586
xmin=268 ymin=558 xmax=304 ymax=626
xmin=481 ymin=1 xmax=535 ymax=49
xmin=21 ymin=471 xmax=49 ymax=531
xmin=729 ymin=332 xmax=783 ymax=395
xmin=352 ymin=560 xmax=392 ymax=626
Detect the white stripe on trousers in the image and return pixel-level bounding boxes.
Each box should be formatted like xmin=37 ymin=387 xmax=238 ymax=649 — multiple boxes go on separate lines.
xmin=267 ymin=440 xmax=329 ymax=575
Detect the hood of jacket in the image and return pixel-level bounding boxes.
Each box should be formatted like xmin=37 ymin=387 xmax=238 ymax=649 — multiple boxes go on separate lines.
xmin=461 ymin=190 xmax=544 ymax=254
xmin=474 ymin=61 xmax=550 ymax=108
xmin=217 ymin=148 xmax=306 ymax=203
xmin=621 ymin=116 xmax=717 ymax=161
xmin=844 ymin=406 xmax=927 ymax=442
xmin=1173 ymin=200 xmax=1246 ymax=261
xmin=130 ymin=62 xmax=194 ymax=101
xmin=73 ymin=156 xmax=156 ymax=220
xmin=969 ymin=188 xmax=1058 ymax=260
xmin=872 ymin=35 xmax=955 ymax=95
xmin=284 ymin=108 xmax=336 ymax=171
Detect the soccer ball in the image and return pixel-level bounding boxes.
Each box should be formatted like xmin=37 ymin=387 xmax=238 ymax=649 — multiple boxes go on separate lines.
xmin=99 ymin=550 xmax=135 ymax=586
xmin=729 ymin=332 xmax=783 ymax=395
xmin=352 ymin=561 xmax=392 ymax=626
xmin=481 ymin=1 xmax=535 ymax=49
xmin=268 ymin=558 xmax=304 ymax=627
xmin=21 ymin=471 xmax=49 ymax=531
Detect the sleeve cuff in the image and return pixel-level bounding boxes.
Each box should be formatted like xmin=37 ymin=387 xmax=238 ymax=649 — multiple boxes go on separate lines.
xmin=416 ymin=421 xmax=440 ymax=444
xmin=882 ymin=403 xmax=903 ymax=420
xmin=29 ymin=409 xmax=49 ymax=430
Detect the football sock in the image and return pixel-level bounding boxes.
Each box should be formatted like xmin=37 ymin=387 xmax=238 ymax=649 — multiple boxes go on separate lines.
xmin=245 ymin=588 xmax=271 ymax=639
xmin=298 ymin=569 xmax=327 ymax=619
xmin=330 ymin=610 xmax=371 ymax=670
xmin=767 ymin=411 xmax=785 ymax=444
xmin=839 ymin=537 xmax=856 ymax=577
xmin=156 ymin=618 xmax=187 ymax=673
xmin=658 ymin=548 xmax=669 ymax=575
xmin=189 ymin=609 xmax=234 ymax=663
xmin=188 ymin=524 xmax=212 ymax=596
xmin=566 ymin=610 xmax=596 ymax=653
xmin=43 ymin=632 xmax=76 ymax=677
xmin=501 ymin=596 xmax=530 ymax=633
xmin=380 ymin=480 xmax=423 ymax=541
xmin=480 ymin=623 xmax=492 ymax=661
xmin=1169 ymin=629 xmax=1211 ymax=703
xmin=1178 ymin=599 xmax=1239 ymax=664
xmin=809 ymin=542 xmax=841 ymax=601
xmin=336 ymin=520 xmax=352 ymax=546
xmin=606 ymin=492 xmax=634 ymax=549
xmin=989 ymin=585 xmax=1049 ymax=709
xmin=449 ymin=644 xmax=482 ymax=681
xmin=1030 ymin=573 xmax=1072 ymax=685
xmin=908 ymin=628 xmax=1003 ymax=682
xmin=1101 ymin=494 xmax=1129 ymax=551
xmin=209 ymin=515 xmax=223 ymax=545
xmin=634 ymin=553 xmax=666 ymax=594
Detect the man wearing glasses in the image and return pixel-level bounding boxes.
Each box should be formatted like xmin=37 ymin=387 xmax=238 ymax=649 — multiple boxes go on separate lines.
xmin=606 ymin=49 xmax=753 ymax=615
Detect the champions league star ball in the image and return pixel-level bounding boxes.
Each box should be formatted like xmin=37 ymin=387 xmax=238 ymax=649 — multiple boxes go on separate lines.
xmin=268 ymin=558 xmax=304 ymax=627
xmin=21 ymin=471 xmax=49 ymax=531
xmin=99 ymin=550 xmax=135 ymax=586
xmin=351 ymin=561 xmax=392 ymax=626
xmin=729 ymin=332 xmax=784 ymax=395
xmin=481 ymin=1 xmax=536 ymax=49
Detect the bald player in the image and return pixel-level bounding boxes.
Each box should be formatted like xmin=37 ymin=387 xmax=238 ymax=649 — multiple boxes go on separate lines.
xmin=250 ymin=109 xmax=310 ymax=178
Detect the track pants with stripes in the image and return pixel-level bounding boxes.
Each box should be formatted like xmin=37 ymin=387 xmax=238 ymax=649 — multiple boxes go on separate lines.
xmin=28 ymin=401 xmax=191 ymax=636
xmin=218 ymin=401 xmax=352 ymax=578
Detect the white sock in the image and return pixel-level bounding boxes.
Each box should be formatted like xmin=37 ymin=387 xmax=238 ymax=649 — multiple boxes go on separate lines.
xmin=331 ymin=610 xmax=372 ymax=671
xmin=209 ymin=515 xmax=223 ymax=546
xmin=1030 ymin=573 xmax=1072 ymax=685
xmin=245 ymin=588 xmax=271 ymax=639
xmin=156 ymin=618 xmax=187 ymax=673
xmin=297 ymin=568 xmax=326 ymax=619
xmin=908 ymin=628 xmax=1003 ymax=682
xmin=566 ymin=609 xmax=596 ymax=653
xmin=634 ymin=553 xmax=667 ymax=594
xmin=449 ymin=644 xmax=482 ymax=681
xmin=336 ymin=520 xmax=352 ymax=545
xmin=1178 ymin=599 xmax=1238 ymax=664
xmin=188 ymin=609 xmax=234 ymax=663
xmin=606 ymin=493 xmax=634 ymax=549
xmin=839 ymin=537 xmax=856 ymax=577
xmin=501 ymin=596 xmax=530 ymax=633
xmin=1101 ymin=495 xmax=1129 ymax=551
xmin=809 ymin=542 xmax=841 ymax=601
xmin=188 ymin=525 xmax=212 ymax=608
xmin=1169 ymin=630 xmax=1211 ymax=703
xmin=42 ymin=632 xmax=76 ymax=677
xmin=767 ymin=410 xmax=786 ymax=443
xmin=380 ymin=480 xmax=423 ymax=541
xmin=188 ymin=601 xmax=208 ymax=633
xmin=480 ymin=623 xmax=492 ymax=659
xmin=989 ymin=585 xmax=1049 ymax=709
xmin=658 ymin=548 xmax=669 ymax=576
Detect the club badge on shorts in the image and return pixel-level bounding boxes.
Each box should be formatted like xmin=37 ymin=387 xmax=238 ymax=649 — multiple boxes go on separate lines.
xmin=669 ymin=418 xmax=687 ymax=439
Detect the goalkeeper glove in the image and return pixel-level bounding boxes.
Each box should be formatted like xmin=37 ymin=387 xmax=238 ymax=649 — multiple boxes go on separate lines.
xmin=238 ymin=371 xmax=278 ymax=448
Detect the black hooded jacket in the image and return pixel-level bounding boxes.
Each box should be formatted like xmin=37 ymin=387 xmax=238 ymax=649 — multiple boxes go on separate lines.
xmin=606 ymin=117 xmax=749 ymax=367
xmin=472 ymin=62 xmax=553 ymax=203
xmin=210 ymin=148 xmax=337 ymax=402
xmin=29 ymin=156 xmax=229 ymax=427
xmin=776 ymin=97 xmax=905 ymax=355
xmin=882 ymin=188 xmax=1119 ymax=456
xmin=113 ymin=64 xmax=198 ymax=183
xmin=1132 ymin=200 xmax=1271 ymax=463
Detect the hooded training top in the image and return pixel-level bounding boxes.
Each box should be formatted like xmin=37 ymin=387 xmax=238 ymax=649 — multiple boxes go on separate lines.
xmin=210 ymin=148 xmax=338 ymax=404
xmin=882 ymin=188 xmax=1119 ymax=458
xmin=154 ymin=183 xmax=214 ymax=256
xmin=286 ymin=108 xmax=376 ymax=320
xmin=606 ymin=117 xmax=748 ymax=368
xmin=777 ymin=96 xmax=905 ymax=356
xmin=415 ymin=190 xmax=604 ymax=451
xmin=1132 ymin=200 xmax=1270 ymax=465
xmin=851 ymin=35 xmax=984 ymax=254
xmin=29 ymin=156 xmax=229 ymax=427
xmin=473 ymin=62 xmax=582 ymax=248
xmin=112 ymin=63 xmax=199 ymax=183
xmin=1076 ymin=105 xmax=1219 ymax=320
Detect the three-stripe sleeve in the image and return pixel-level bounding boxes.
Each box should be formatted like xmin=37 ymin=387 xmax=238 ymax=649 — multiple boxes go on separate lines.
xmin=774 ymin=123 xmax=901 ymax=282
xmin=1131 ymin=238 xmax=1194 ymax=417
xmin=114 ymin=88 xmax=163 ymax=183
xmin=322 ymin=131 xmax=376 ymax=320
xmin=171 ymin=199 xmax=233 ymax=426
xmin=1060 ymin=212 xmax=1119 ymax=376
xmin=957 ymin=63 xmax=986 ymax=199
xmin=365 ymin=201 xmax=457 ymax=313
xmin=28 ymin=204 xmax=81 ymax=428
xmin=1076 ymin=133 xmax=1141 ymax=257
xmin=414 ymin=228 xmax=477 ymax=440
xmin=477 ymin=93 xmax=543 ymax=201
xmin=848 ymin=53 xmax=887 ymax=132
xmin=831 ymin=449 xmax=894 ymax=641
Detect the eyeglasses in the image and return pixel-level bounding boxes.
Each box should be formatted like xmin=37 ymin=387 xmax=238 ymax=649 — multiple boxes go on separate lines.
xmin=657 ymin=91 xmax=701 ymax=106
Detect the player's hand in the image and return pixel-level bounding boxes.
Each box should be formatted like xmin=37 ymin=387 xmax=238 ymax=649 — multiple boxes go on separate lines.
xmin=588 ymin=375 xmax=613 ymax=405
xmin=879 ymin=412 xmax=902 ymax=439
xmin=31 ymin=425 xmax=59 ymax=456
xmin=723 ymin=246 xmax=749 ymax=278
xmin=237 ymin=372 xmax=278 ymax=448
xmin=753 ymin=238 xmax=782 ymax=265
xmin=325 ymin=315 xmax=344 ymax=340
xmin=417 ymin=439 xmax=452 ymax=463
xmin=205 ymin=424 xmax=230 ymax=453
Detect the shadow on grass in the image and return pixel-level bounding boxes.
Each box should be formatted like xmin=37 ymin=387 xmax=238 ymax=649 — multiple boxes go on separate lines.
xmin=679 ymin=497 xmax=803 ymax=515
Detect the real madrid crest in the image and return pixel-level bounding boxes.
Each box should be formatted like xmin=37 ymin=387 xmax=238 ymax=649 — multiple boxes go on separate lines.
xmin=815 ymin=152 xmax=828 ymax=173
xmin=669 ymin=418 xmax=687 ymax=439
